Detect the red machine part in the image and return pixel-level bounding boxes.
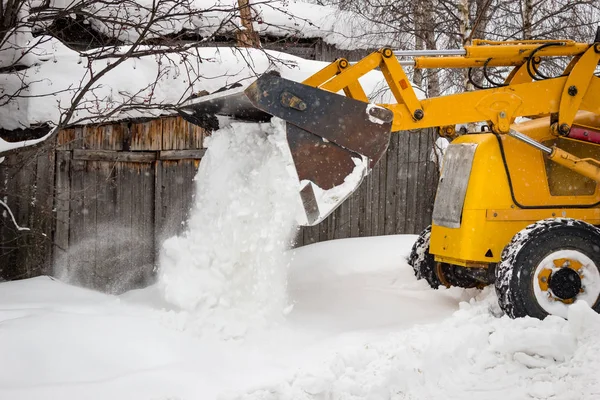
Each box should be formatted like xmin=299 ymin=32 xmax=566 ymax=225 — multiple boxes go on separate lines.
xmin=567 ymin=125 xmax=600 ymax=145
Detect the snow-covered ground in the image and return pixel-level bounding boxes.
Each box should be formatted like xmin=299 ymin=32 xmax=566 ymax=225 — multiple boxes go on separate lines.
xmin=4 ymin=112 xmax=600 ymax=400
xmin=2 ymin=235 xmax=600 ymax=400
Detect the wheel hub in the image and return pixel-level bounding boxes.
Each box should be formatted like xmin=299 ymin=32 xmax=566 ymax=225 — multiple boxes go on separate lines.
xmin=537 ymin=257 xmax=585 ymax=304
xmin=548 ymin=267 xmax=582 ymax=300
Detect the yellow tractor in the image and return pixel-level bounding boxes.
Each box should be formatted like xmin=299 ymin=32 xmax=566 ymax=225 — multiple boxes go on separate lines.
xmin=179 ymin=32 xmax=600 ymax=320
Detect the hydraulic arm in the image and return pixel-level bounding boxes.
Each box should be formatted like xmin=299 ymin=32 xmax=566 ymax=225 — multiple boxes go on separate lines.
xmin=179 ymin=36 xmax=600 ymax=224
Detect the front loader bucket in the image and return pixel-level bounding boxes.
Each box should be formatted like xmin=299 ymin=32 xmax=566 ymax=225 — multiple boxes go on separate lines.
xmin=179 ymin=74 xmax=394 ymax=225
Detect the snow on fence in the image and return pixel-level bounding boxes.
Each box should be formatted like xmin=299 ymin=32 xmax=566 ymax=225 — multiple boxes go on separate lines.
xmin=0 ymin=118 xmax=437 ymax=292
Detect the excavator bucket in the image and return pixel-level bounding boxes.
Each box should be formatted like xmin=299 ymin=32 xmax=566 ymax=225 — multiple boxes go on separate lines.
xmin=178 ymin=74 xmax=394 ymax=225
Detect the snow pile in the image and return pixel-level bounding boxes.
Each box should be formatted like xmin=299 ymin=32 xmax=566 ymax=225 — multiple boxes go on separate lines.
xmin=3 ymin=235 xmax=600 ymax=399
xmin=158 ymin=119 xmax=301 ymax=337
xmin=239 ymin=291 xmax=600 ymax=400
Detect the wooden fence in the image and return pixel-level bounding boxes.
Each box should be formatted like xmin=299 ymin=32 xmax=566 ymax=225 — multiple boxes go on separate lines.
xmin=0 ymin=118 xmax=438 ymax=292
xmin=1 ymin=117 xmax=205 ymax=291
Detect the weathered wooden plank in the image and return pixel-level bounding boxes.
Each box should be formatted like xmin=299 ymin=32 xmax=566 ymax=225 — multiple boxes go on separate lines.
xmin=9 ymin=145 xmax=60 ymax=278
xmin=377 ymin=152 xmax=388 ymax=236
xmin=361 ymin=169 xmax=373 ymax=237
xmin=405 ymin=132 xmax=420 ymax=234
xmin=333 ymin=202 xmax=352 ymax=239
xmin=32 ymin=147 xmax=56 ymax=276
xmin=15 ymin=151 xmax=42 ymax=277
xmin=0 ymin=158 xmax=15 ymax=277
xmin=154 ymin=157 xmax=164 ymax=253
xmin=370 ymin=161 xmax=381 ymax=236
xmin=349 ymin=185 xmax=360 ymax=237
xmin=130 ymin=119 xmax=162 ymax=151
xmin=331 ymin=199 xmax=344 ymax=240
xmin=159 ymin=149 xmax=206 ymax=160
xmin=111 ymin=162 xmax=135 ymax=292
xmin=395 ymin=131 xmax=410 ymax=233
xmin=415 ymin=129 xmax=433 ymax=234
xmin=384 ymin=132 xmax=399 ymax=235
xmin=162 ymin=117 xmax=203 ymax=150
xmin=83 ymin=161 xmax=98 ymax=278
xmin=357 ymin=174 xmax=367 ymax=237
xmin=155 ymin=159 xmax=194 ymax=244
xmin=138 ymin=162 xmax=156 ymax=273
xmin=0 ymin=150 xmax=36 ymax=279
xmin=302 ymin=223 xmax=319 ymax=246
xmin=57 ymin=127 xmax=84 ymax=150
xmin=190 ymin=118 xmax=208 ymax=149
xmin=159 ymin=160 xmax=179 ymax=242
xmin=83 ymin=124 xmax=124 ymax=151
xmin=95 ymin=161 xmax=120 ymax=291
xmin=67 ymin=158 xmax=86 ymax=282
xmin=421 ymin=129 xmax=439 ymax=231
xmin=181 ymin=159 xmax=199 ymax=229
xmin=124 ymin=162 xmax=155 ymax=289
xmin=73 ymin=149 xmax=156 ymax=163
xmin=319 ymin=206 xmax=330 ymax=243
xmin=14 ymin=155 xmax=35 ymax=236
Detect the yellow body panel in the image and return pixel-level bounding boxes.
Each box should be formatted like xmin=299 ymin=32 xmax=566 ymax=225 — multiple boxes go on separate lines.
xmin=429 ymin=133 xmax=526 ymax=264
xmin=430 ymin=115 xmax=600 ymax=266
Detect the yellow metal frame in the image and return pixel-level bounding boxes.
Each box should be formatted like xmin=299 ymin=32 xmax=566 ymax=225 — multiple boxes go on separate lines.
xmin=299 ymin=37 xmax=600 ymax=268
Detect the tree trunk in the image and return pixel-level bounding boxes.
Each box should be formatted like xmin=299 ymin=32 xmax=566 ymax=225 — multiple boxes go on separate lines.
xmin=422 ymin=5 xmax=440 ymax=97
xmin=522 ymin=0 xmax=533 ymax=40
xmin=458 ymin=0 xmax=472 ymax=92
xmin=237 ymin=0 xmax=260 ymax=48
xmin=412 ymin=2 xmax=424 ymax=90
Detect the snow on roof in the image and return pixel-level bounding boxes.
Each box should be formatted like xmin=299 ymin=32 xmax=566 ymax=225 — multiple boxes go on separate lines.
xmin=246 ymin=0 xmax=395 ymax=50
xmin=33 ymin=0 xmax=394 ymax=50
xmin=0 ymin=35 xmax=403 ymax=136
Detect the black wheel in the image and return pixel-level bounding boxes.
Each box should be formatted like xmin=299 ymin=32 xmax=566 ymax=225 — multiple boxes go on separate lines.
xmin=408 ymin=226 xmax=480 ymax=289
xmin=495 ymin=218 xmax=600 ymax=319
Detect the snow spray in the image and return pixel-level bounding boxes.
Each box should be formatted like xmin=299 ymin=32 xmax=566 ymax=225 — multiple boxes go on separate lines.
xmin=158 ymin=119 xmax=301 ymax=337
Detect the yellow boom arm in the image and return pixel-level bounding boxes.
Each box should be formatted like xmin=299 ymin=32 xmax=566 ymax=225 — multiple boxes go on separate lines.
xmin=300 ymin=39 xmax=600 ymax=182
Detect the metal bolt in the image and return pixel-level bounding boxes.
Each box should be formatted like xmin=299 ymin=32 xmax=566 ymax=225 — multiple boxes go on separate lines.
xmin=281 ymin=91 xmax=308 ymax=111
xmin=413 ymin=109 xmax=424 ymax=120
xmin=541 ymin=276 xmax=548 ymax=283
xmin=568 ymin=86 xmax=578 ymax=96
xmin=558 ymin=123 xmax=570 ymax=135
xmin=368 ymin=106 xmax=393 ymax=123
xmin=499 ymin=111 xmax=507 ymax=119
